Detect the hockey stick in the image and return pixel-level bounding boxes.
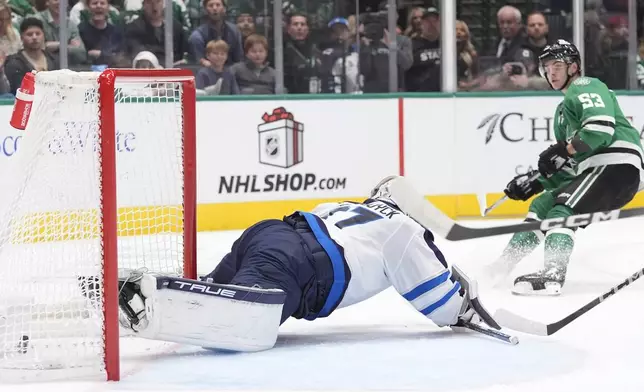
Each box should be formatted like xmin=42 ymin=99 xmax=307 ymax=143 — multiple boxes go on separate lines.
xmin=479 ymin=172 xmax=542 ymax=217
xmin=482 ymin=194 xmax=508 ymax=216
xmin=375 ymin=176 xmax=644 ymax=241
xmin=493 ymin=267 xmax=644 ymax=336
xmin=455 ymin=320 xmax=519 ymax=345
xmin=383 ymin=176 xmax=644 ymax=240
xmin=444 ymin=206 xmax=644 ymax=240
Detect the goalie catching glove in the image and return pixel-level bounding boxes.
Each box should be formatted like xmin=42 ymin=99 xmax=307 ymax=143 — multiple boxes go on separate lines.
xmin=504 ymin=170 xmax=544 ymax=201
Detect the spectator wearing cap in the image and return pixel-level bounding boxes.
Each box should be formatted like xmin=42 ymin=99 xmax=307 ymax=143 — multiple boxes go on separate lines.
xmin=34 ymin=0 xmax=87 ymax=65
xmin=196 ymin=39 xmax=238 ymax=95
xmin=230 ymin=34 xmax=274 ymax=95
xmin=5 ymin=17 xmax=57 ymax=94
xmin=358 ymin=9 xmax=407 ymax=92
xmin=406 ymin=7 xmax=441 ymax=92
xmin=119 ymin=50 xmax=168 ymax=97
xmin=124 ymin=0 xmax=189 ymax=66
xmin=189 ymin=0 xmax=243 ymax=68
xmin=78 ymin=0 xmax=126 ymax=66
xmin=284 ymin=13 xmax=320 ymax=94
xmin=133 ymin=49 xmax=162 ymax=68
xmin=333 ymin=17 xmax=350 ymax=35
xmin=319 ymin=17 xmax=359 ymax=93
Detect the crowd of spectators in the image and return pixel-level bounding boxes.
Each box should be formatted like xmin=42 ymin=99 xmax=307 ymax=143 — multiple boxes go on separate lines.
xmin=0 ymin=0 xmax=642 ymax=96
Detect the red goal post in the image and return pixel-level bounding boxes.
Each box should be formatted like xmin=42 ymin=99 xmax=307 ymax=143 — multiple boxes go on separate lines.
xmin=99 ymin=69 xmax=197 ymax=381
xmin=0 ymin=68 xmax=197 ymax=382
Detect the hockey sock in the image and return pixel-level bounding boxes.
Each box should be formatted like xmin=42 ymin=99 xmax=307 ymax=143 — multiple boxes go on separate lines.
xmin=543 ymin=205 xmax=576 ymax=278
xmin=543 ymin=232 xmax=574 ymax=275
xmin=500 ymin=231 xmax=542 ymax=263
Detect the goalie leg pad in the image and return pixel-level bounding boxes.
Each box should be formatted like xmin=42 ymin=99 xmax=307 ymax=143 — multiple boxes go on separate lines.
xmin=127 ymin=274 xmax=286 ymax=352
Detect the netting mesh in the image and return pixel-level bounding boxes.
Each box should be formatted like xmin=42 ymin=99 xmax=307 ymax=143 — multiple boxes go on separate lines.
xmin=0 ymin=70 xmax=187 ymax=378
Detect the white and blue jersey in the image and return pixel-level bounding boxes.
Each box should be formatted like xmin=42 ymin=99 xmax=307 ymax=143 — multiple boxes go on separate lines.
xmin=308 ymin=198 xmax=465 ymax=327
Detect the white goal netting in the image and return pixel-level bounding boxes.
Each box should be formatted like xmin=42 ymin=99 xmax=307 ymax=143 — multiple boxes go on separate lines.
xmin=0 ymin=70 xmax=192 ymax=379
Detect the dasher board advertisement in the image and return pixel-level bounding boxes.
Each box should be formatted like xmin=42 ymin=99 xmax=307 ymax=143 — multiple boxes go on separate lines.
xmin=196 ymin=100 xmax=400 ymax=203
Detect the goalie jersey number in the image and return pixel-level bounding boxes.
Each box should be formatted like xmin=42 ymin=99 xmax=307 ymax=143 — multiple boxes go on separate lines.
xmin=326 ymin=201 xmax=401 ymax=230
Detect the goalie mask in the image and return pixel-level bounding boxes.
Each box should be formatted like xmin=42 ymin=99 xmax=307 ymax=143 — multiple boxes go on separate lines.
xmin=369 ymin=175 xmax=402 ymax=208
xmin=538 ymin=39 xmax=581 ymax=91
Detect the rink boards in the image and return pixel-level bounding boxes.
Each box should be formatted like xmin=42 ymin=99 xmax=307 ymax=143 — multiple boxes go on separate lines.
xmin=1 ymin=93 xmax=644 ymax=232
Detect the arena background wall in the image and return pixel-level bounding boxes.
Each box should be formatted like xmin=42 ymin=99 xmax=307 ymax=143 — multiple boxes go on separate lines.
xmin=1 ymin=91 xmax=643 ymax=232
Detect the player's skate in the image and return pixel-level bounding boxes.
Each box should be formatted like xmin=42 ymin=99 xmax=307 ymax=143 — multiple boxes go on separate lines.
xmin=512 ymin=267 xmax=566 ymax=296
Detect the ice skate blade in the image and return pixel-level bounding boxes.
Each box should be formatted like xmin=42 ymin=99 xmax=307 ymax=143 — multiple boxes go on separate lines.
xmin=511 ymin=281 xmax=562 ymax=296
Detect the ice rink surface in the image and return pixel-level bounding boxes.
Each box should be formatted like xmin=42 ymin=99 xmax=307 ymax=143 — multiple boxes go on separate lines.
xmin=4 ymin=217 xmax=644 ymax=392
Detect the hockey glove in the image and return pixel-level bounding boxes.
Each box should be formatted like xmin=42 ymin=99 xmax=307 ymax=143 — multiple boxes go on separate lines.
xmin=504 ymin=170 xmax=544 ymax=201
xmin=538 ymin=141 xmax=570 ymax=177
xmin=451 ymin=265 xmax=500 ymax=330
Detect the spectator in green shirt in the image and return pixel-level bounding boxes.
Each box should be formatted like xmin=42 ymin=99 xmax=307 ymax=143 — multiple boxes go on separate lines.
xmin=70 ymin=0 xmax=123 ymax=27
xmin=123 ymin=0 xmax=191 ymax=32
xmin=8 ymin=0 xmax=35 ymax=29
xmin=33 ymin=0 xmax=88 ymax=65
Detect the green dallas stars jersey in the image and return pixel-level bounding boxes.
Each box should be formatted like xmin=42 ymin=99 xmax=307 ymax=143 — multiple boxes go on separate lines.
xmin=538 ymin=76 xmax=644 ymax=191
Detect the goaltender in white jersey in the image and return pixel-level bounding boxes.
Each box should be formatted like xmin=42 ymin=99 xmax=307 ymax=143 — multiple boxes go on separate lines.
xmin=118 ymin=176 xmax=512 ymax=351
xmin=311 ymin=199 xmax=462 ymax=322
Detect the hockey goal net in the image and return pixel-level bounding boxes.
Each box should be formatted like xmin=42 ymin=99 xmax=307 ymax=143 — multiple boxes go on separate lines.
xmin=0 ymin=69 xmax=196 ymax=381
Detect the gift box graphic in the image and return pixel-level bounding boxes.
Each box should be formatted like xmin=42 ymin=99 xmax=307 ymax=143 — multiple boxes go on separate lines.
xmin=257 ymin=107 xmax=304 ymax=168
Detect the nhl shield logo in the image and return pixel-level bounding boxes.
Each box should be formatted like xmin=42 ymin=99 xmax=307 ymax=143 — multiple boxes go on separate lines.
xmin=265 ymin=134 xmax=280 ymax=158
xmin=257 ymin=107 xmax=304 ymax=168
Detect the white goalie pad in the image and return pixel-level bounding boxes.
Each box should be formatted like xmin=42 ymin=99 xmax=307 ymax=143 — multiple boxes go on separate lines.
xmin=134 ymin=274 xmax=286 ymax=352
xmin=370 ymin=175 xmax=455 ymax=238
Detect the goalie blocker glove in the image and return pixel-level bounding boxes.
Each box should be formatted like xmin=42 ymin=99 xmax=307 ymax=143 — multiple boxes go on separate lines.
xmin=452 ymin=265 xmax=500 ymax=330
xmin=504 ymin=170 xmax=544 ymax=201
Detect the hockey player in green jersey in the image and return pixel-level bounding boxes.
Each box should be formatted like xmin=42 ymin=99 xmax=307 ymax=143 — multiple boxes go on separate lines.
xmin=486 ymin=39 xmax=644 ymax=296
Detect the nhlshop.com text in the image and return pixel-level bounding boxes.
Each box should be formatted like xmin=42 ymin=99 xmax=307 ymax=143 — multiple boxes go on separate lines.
xmin=218 ymin=174 xmax=347 ymax=194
